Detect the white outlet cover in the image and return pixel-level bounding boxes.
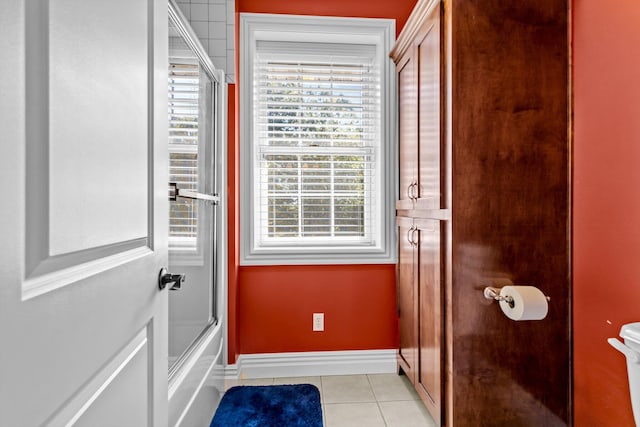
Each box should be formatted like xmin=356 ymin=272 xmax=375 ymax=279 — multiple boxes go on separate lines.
xmin=313 ymin=313 xmax=324 ymax=331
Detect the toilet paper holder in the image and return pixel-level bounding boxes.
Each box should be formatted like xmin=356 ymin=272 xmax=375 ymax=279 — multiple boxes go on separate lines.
xmin=483 ymin=286 xmax=550 ymax=308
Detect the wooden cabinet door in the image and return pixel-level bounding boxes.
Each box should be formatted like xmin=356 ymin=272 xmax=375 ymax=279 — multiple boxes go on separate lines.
xmin=397 ymin=49 xmax=418 ymax=211
xmin=415 ymin=218 xmax=444 ymax=425
xmin=396 ymin=216 xmax=418 ymax=383
xmin=416 ymin=3 xmax=442 ymax=210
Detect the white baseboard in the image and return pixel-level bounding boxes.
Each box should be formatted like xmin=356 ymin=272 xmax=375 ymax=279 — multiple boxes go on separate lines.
xmin=226 ymin=349 xmax=397 ymax=379
xmin=224 ymin=363 xmax=238 ymax=379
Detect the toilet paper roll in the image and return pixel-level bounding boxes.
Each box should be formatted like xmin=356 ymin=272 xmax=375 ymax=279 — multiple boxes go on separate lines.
xmin=498 ymin=286 xmax=548 ymax=321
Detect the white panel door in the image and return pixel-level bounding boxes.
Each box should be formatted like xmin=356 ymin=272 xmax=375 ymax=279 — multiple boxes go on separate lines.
xmin=0 ymin=0 xmax=169 ymax=426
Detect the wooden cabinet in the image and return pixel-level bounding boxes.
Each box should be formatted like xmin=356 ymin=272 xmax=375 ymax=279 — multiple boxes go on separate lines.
xmin=396 ymin=3 xmax=441 ymax=212
xmin=396 ymin=217 xmax=418 ymax=382
xmin=415 ymin=218 xmax=443 ymax=421
xmin=392 ymin=0 xmax=570 ymax=426
xmin=397 ymin=216 xmax=443 ymax=422
xmin=394 ymin=4 xmax=444 ymax=424
xmin=397 ymin=49 xmax=418 ymax=210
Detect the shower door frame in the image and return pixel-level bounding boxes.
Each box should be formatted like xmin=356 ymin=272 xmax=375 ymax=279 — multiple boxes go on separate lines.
xmin=167 ymin=1 xmax=228 ymax=425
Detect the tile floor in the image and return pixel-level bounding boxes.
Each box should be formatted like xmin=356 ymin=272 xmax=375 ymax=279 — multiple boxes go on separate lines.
xmin=224 ymin=374 xmax=436 ymax=427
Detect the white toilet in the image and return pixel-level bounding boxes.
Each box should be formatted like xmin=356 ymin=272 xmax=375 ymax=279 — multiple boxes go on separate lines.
xmin=609 ymin=322 xmax=640 ymax=426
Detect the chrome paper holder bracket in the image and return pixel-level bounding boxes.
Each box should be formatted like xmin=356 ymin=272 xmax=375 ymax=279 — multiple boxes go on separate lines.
xmin=483 ymin=287 xmax=515 ymax=308
xmin=483 ymin=286 xmax=551 ymax=309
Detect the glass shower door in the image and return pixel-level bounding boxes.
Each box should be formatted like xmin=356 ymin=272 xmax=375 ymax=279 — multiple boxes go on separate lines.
xmin=167 ymin=15 xmax=219 ymax=373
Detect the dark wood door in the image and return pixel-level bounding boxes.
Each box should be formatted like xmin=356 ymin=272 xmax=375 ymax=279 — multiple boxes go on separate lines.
xmin=396 ymin=216 xmax=418 ymax=383
xmin=415 ymin=218 xmax=443 ymax=425
xmin=416 ymin=3 xmax=442 ymax=211
xmin=447 ymin=0 xmax=570 ymax=425
xmin=393 ymin=0 xmax=569 ymax=425
xmin=397 ymin=49 xmax=418 ymax=211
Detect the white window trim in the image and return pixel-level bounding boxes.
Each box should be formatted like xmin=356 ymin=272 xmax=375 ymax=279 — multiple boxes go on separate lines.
xmin=240 ymin=13 xmax=397 ymax=266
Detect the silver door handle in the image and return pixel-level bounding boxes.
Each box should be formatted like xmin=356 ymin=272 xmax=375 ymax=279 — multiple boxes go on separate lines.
xmin=169 ymin=182 xmax=220 ymax=204
xmin=158 ymin=267 xmax=185 ymax=291
xmin=176 ymin=189 xmax=220 ymax=203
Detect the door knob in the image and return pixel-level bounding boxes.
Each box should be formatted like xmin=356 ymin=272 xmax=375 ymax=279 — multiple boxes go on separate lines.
xmin=158 ymin=268 xmax=185 ymax=291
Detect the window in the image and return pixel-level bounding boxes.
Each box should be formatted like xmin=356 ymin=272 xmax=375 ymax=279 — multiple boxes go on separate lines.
xmin=168 ymin=60 xmax=200 ymax=253
xmin=168 ymin=52 xmax=215 ymax=265
xmin=240 ymin=14 xmax=396 ymax=265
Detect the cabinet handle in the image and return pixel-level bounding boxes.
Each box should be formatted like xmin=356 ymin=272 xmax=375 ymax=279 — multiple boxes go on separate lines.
xmin=407 ymin=225 xmax=415 ymax=246
xmin=409 ymin=181 xmax=418 ymax=200
xmin=406 ymin=225 xmax=419 ymax=247
xmin=407 ymin=183 xmax=414 ymax=200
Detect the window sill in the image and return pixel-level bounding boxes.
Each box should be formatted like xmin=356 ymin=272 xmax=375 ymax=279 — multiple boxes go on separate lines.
xmin=240 ymin=247 xmax=397 ymax=266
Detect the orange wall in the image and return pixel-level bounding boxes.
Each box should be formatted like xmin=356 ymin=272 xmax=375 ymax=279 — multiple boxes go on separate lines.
xmin=238 ymin=265 xmax=397 ymax=354
xmin=227 ymin=83 xmax=239 ymax=363
xmin=238 ymin=0 xmax=416 ymax=37
xmin=573 ymin=0 xmax=640 ymax=425
xmin=226 ymin=0 xmax=418 ymax=362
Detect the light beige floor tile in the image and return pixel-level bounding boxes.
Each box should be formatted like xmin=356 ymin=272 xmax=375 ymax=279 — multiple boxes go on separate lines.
xmin=378 ymin=400 xmax=437 ymax=427
xmin=321 ymin=375 xmax=376 ymax=403
xmin=324 ymin=402 xmax=386 ymax=427
xmin=367 ymin=373 xmax=420 ymax=401
xmin=273 ymin=376 xmax=322 ymax=389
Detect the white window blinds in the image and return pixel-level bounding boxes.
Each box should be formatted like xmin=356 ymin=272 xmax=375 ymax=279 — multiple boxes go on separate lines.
xmin=168 ymin=61 xmax=200 ymax=250
xmin=253 ymin=42 xmax=381 ymax=248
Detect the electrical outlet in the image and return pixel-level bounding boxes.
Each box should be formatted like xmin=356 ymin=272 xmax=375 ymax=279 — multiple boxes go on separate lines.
xmin=313 ymin=313 xmax=324 ymax=331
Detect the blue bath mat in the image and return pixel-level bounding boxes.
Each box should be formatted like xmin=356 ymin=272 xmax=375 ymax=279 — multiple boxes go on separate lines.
xmin=210 ymin=384 xmax=323 ymax=427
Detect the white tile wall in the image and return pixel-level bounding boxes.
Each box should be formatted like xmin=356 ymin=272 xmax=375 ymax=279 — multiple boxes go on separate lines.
xmin=225 ymin=1 xmax=234 ymax=23
xmin=190 ymin=3 xmax=209 ymax=20
xmin=209 ymin=4 xmax=226 ymax=21
xmin=209 ymin=41 xmax=227 ymax=57
xmin=190 ymin=21 xmax=209 ymax=39
xmin=226 ymin=25 xmax=234 ymax=50
xmin=209 ymin=22 xmax=226 ymax=39
xmin=210 ymin=56 xmax=227 ymax=72
xmin=176 ymin=0 xmax=236 ymax=82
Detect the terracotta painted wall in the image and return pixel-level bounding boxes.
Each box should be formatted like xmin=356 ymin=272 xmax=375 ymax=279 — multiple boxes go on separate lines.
xmin=238 ymin=265 xmax=397 ymax=354
xmin=226 ymin=0 xmax=418 ymax=362
xmin=227 ymin=82 xmax=239 ymax=364
xmin=573 ymin=0 xmax=640 ymax=425
xmin=238 ymin=0 xmax=416 ymax=37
